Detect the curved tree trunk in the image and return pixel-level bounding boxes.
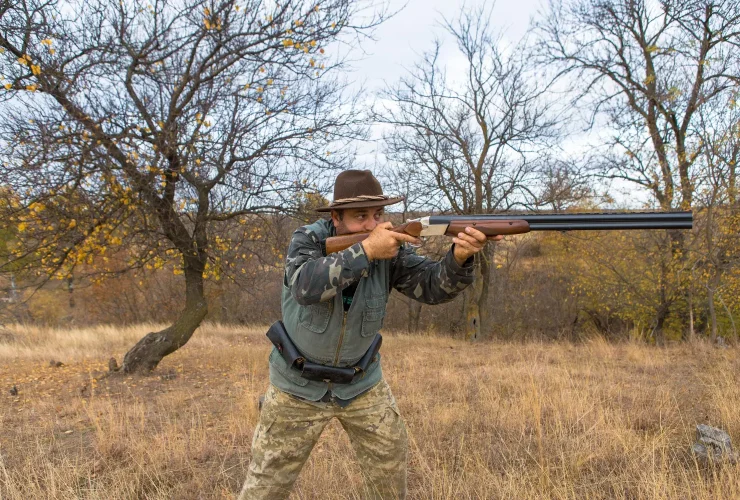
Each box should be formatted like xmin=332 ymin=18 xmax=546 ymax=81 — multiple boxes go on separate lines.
xmin=464 ymin=245 xmax=492 ymax=341
xmin=464 ymin=274 xmax=482 ymax=341
xmin=121 ymin=258 xmax=208 ymax=374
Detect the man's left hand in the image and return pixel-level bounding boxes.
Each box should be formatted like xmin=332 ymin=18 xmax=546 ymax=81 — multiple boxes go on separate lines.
xmin=452 ymin=227 xmax=502 ymax=266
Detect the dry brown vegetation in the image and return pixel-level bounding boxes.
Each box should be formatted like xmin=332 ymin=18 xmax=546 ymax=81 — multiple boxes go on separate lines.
xmin=1 ymin=324 xmax=738 ymax=499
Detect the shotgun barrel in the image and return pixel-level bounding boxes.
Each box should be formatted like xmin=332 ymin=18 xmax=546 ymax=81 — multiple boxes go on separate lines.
xmin=427 ymin=211 xmax=693 ymax=231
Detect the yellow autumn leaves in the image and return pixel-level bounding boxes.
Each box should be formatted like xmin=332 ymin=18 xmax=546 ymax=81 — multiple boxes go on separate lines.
xmin=203 ymin=7 xmax=223 ymax=31
xmin=41 ymin=38 xmax=55 ymax=55
xmin=5 ymin=38 xmax=54 ymax=92
xmin=18 ymin=55 xmax=41 ymax=76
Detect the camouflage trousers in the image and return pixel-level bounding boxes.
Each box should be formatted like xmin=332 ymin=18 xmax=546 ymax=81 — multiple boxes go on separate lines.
xmin=238 ymin=379 xmax=408 ymax=500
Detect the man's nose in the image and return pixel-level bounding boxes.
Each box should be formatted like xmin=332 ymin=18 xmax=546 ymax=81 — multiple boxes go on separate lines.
xmin=364 ymin=219 xmax=377 ymax=232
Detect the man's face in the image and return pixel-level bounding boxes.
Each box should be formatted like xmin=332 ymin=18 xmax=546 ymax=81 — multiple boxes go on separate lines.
xmin=332 ymin=207 xmax=386 ymax=235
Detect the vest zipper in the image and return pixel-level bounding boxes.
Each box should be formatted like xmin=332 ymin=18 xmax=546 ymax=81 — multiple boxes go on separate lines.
xmin=333 ymin=311 xmax=348 ymax=366
xmin=326 ymin=311 xmax=347 ymax=395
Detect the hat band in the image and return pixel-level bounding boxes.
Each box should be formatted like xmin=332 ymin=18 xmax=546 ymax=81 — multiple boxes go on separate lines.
xmin=329 ymin=194 xmax=389 ymax=207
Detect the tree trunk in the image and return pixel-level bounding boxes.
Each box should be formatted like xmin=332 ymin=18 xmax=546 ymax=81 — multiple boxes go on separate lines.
xmin=718 ymin=294 xmax=737 ymax=340
xmin=708 ymin=286 xmax=718 ymax=343
xmin=464 ymin=271 xmax=483 ymax=341
xmin=407 ymin=300 xmax=422 ymax=334
xmin=654 ymin=305 xmax=668 ymax=346
xmin=688 ymin=282 xmax=695 ymax=342
xmin=704 ymin=204 xmax=720 ymax=344
xmin=652 ymin=234 xmax=674 ymax=346
xmin=464 ymin=245 xmax=492 ymax=341
xmin=706 ymin=268 xmax=722 ymax=344
xmin=122 ymin=259 xmax=208 ymax=374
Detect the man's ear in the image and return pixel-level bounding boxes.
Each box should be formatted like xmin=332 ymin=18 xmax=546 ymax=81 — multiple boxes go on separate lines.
xmin=330 ymin=210 xmax=340 ymax=225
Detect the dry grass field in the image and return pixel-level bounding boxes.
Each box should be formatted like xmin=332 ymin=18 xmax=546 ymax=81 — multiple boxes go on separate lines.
xmin=0 ymin=323 xmax=738 ymax=499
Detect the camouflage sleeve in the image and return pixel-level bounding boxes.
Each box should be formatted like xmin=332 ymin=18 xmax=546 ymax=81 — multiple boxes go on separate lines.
xmin=390 ymin=244 xmax=475 ymax=305
xmin=284 ymin=227 xmax=370 ymax=305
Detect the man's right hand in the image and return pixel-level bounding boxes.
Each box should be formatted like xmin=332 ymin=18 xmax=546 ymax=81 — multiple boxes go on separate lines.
xmin=362 ymin=222 xmax=422 ymax=261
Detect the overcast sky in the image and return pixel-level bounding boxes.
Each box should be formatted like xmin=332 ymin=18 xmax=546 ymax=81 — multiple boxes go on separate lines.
xmin=339 ymin=0 xmax=557 ymax=180
xmin=341 ymin=0 xmax=544 ymax=164
xmin=350 ymin=0 xmax=543 ymax=93
xmin=339 ymin=0 xmax=651 ymax=208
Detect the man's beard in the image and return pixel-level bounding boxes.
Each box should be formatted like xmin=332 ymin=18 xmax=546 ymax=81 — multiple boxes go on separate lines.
xmin=334 ymin=219 xmax=349 ymax=236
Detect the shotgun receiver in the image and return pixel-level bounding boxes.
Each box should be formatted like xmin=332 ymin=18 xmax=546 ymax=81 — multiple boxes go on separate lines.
xmin=324 ymin=211 xmax=694 ymax=255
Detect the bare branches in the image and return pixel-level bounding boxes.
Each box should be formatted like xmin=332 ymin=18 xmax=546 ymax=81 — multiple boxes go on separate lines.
xmin=377 ymin=5 xmax=562 ymax=215
xmin=537 ymin=0 xmax=740 ymax=210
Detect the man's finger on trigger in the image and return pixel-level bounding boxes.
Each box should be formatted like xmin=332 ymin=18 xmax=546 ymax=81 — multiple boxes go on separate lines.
xmin=394 ymin=232 xmax=421 ymax=244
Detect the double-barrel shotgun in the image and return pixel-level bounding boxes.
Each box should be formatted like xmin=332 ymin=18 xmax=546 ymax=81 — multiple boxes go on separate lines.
xmin=324 ymin=211 xmax=694 ymax=254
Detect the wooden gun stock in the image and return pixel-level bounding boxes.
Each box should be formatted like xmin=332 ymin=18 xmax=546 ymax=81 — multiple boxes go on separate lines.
xmin=324 ymin=233 xmax=371 ymax=255
xmin=324 ymin=221 xmax=424 ymax=255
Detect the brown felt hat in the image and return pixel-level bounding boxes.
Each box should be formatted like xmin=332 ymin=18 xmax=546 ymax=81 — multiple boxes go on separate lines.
xmin=316 ymin=170 xmax=404 ymax=212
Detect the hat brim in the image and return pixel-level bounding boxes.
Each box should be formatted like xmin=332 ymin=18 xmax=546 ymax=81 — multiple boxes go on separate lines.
xmin=315 ymin=196 xmax=405 ymax=213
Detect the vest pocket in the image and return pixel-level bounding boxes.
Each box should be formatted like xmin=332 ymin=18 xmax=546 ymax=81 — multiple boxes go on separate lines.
xmin=298 ymin=300 xmax=332 ymax=333
xmin=361 ymin=295 xmax=386 ymax=337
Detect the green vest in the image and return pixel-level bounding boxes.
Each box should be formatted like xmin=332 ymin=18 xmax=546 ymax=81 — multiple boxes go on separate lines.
xmin=270 ymin=220 xmax=388 ymax=400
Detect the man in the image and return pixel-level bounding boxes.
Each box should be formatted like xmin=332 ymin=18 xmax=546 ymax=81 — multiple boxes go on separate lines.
xmin=239 ymin=170 xmax=492 ymax=499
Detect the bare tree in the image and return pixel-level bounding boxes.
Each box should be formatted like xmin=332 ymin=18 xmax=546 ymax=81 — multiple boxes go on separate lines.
xmin=538 ymin=0 xmax=740 ymax=212
xmin=375 ymin=6 xmax=561 ymax=340
xmin=538 ymin=0 xmax=740 ymax=340
xmin=0 ymin=0 xmax=386 ymax=372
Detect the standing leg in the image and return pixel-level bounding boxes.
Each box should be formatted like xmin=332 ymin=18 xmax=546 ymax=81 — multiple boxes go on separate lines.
xmin=239 ymin=385 xmax=333 ymax=500
xmin=337 ymin=379 xmax=408 ymax=500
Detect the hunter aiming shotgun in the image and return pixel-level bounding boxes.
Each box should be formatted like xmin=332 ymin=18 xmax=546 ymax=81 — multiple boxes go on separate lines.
xmin=324 ymin=211 xmax=694 ymax=254
xmin=241 ymin=169 xmax=692 ymax=499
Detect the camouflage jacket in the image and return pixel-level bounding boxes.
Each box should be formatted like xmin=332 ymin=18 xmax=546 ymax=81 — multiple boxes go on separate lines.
xmin=286 ymin=220 xmax=475 ymax=306
xmin=270 ymin=218 xmax=475 ymax=401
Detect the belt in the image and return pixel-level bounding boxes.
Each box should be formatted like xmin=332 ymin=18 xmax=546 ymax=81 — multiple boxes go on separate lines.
xmin=266 ymin=320 xmax=382 ymax=385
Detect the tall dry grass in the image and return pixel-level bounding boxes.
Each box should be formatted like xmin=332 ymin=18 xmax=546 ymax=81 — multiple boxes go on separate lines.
xmin=0 ymin=324 xmax=738 ymax=499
